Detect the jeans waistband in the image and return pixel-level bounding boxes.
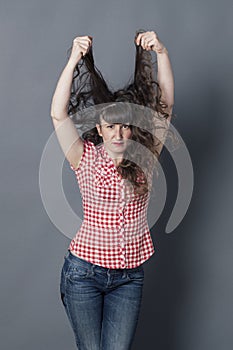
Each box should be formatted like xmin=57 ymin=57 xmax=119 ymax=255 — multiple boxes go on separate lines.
xmin=65 ymin=250 xmax=144 ymax=273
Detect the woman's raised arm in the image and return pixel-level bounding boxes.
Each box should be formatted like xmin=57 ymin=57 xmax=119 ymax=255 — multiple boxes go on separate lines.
xmin=135 ymin=31 xmax=174 ymax=118
xmin=136 ymin=31 xmax=174 ymax=155
xmin=50 ymin=36 xmax=92 ymax=169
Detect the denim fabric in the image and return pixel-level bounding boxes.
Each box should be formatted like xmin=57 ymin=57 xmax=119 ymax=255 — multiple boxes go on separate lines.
xmin=60 ymin=250 xmax=145 ymax=350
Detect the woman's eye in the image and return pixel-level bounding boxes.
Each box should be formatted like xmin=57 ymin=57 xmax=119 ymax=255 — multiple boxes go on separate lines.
xmin=107 ymin=125 xmax=114 ymax=129
xmin=122 ymin=124 xmax=130 ymax=129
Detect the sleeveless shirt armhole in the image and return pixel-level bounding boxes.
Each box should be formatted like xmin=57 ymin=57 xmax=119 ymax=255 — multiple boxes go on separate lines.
xmin=69 ymin=140 xmax=95 ymax=173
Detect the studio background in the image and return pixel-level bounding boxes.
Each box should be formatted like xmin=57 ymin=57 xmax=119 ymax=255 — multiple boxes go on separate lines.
xmin=1 ymin=0 xmax=233 ymax=349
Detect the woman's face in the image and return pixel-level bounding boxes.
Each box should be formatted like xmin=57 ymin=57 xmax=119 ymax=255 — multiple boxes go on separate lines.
xmin=96 ymin=118 xmax=132 ymax=157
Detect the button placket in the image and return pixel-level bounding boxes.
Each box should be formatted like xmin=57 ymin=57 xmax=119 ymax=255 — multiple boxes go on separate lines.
xmin=118 ymin=179 xmax=127 ymax=267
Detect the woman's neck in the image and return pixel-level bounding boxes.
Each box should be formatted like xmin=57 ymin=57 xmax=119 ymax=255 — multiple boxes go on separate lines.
xmin=112 ymin=157 xmax=123 ymax=166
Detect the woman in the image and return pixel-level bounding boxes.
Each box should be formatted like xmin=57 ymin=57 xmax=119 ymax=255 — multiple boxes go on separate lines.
xmin=51 ymin=30 xmax=174 ymax=350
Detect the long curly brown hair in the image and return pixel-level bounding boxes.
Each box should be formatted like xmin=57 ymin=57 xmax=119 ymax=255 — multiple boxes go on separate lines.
xmin=68 ymin=31 xmax=170 ymax=195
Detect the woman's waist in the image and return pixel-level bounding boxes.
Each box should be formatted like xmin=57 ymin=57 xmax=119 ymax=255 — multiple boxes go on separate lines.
xmin=79 ymin=219 xmax=149 ymax=232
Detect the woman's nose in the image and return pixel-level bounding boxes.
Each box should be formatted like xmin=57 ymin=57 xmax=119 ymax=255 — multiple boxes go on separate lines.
xmin=115 ymin=126 xmax=122 ymax=139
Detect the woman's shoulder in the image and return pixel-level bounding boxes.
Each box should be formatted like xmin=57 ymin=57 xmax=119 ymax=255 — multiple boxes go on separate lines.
xmin=82 ymin=139 xmax=94 ymax=148
xmin=82 ymin=139 xmax=99 ymax=159
xmin=69 ymin=140 xmax=97 ymax=172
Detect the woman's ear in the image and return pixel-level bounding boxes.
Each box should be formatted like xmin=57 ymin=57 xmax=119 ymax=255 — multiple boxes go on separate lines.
xmin=96 ymin=124 xmax=102 ymax=136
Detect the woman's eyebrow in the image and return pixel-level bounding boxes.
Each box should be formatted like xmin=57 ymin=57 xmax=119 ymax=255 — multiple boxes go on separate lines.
xmin=100 ymin=122 xmax=130 ymax=126
xmin=101 ymin=122 xmax=112 ymax=126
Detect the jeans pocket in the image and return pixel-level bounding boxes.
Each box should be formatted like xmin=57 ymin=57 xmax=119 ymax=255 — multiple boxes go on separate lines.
xmin=66 ymin=265 xmax=89 ymax=282
xmin=127 ymin=267 xmax=144 ymax=282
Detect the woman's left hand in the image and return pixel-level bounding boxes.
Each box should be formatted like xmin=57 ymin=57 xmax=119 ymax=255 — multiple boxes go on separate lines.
xmin=135 ymin=31 xmax=165 ymax=53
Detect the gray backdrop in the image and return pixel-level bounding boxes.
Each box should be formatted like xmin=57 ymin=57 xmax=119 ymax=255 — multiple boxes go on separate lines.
xmin=1 ymin=0 xmax=233 ymax=349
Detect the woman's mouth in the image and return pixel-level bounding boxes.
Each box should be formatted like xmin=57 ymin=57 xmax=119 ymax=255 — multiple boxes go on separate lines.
xmin=112 ymin=141 xmax=124 ymax=146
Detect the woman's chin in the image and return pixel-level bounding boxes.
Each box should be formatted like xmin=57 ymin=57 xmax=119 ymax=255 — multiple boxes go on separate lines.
xmin=104 ymin=144 xmax=127 ymax=158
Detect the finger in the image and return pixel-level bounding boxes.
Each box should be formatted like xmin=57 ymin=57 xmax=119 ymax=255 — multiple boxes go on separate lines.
xmin=135 ymin=34 xmax=140 ymax=45
xmin=146 ymin=39 xmax=155 ymax=48
xmin=145 ymin=31 xmax=157 ymax=40
xmin=136 ymin=33 xmax=143 ymax=46
xmin=71 ymin=41 xmax=87 ymax=53
xmin=148 ymin=31 xmax=157 ymax=38
xmin=77 ymin=43 xmax=89 ymax=53
xmin=75 ymin=38 xmax=92 ymax=46
xmin=73 ymin=36 xmax=92 ymax=46
xmin=77 ymin=35 xmax=92 ymax=41
xmin=141 ymin=33 xmax=152 ymax=48
xmin=140 ymin=36 xmax=147 ymax=49
xmin=140 ymin=36 xmax=145 ymax=49
xmin=73 ymin=40 xmax=91 ymax=52
xmin=80 ymin=44 xmax=91 ymax=56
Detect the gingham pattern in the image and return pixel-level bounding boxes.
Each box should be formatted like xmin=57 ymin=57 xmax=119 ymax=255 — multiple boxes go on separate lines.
xmin=69 ymin=140 xmax=155 ymax=269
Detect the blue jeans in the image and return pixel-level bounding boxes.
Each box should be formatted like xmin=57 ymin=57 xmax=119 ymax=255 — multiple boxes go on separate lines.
xmin=60 ymin=250 xmax=145 ymax=350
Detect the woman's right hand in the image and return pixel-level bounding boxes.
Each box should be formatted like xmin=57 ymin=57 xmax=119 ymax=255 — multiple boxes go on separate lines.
xmin=68 ymin=35 xmax=92 ymax=66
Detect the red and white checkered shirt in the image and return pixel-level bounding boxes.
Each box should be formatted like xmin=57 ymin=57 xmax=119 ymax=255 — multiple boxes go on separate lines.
xmin=69 ymin=140 xmax=155 ymax=269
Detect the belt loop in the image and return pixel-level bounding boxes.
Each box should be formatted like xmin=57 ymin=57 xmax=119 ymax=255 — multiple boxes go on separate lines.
xmin=107 ymin=269 xmax=112 ymax=286
xmin=64 ymin=250 xmax=70 ymax=259
xmin=90 ymin=264 xmax=95 ymax=276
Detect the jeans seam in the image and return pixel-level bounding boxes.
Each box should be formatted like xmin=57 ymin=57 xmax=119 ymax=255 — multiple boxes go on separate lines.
xmin=61 ymin=263 xmax=74 ymax=328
